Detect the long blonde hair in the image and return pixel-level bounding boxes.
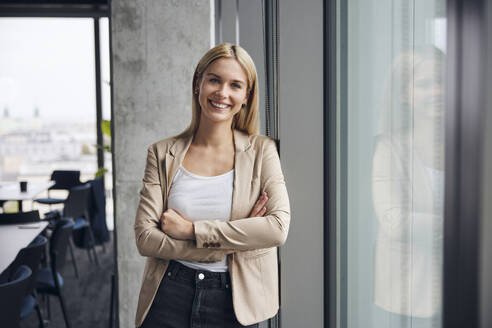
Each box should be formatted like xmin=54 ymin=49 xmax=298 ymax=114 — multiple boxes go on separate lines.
xmin=176 ymin=43 xmax=259 ymax=138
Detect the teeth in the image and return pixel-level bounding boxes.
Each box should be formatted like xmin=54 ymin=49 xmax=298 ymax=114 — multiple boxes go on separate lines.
xmin=210 ymin=100 xmax=230 ymax=109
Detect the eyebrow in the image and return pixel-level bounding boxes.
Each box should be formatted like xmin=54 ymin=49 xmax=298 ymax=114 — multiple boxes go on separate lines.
xmin=206 ymin=72 xmax=246 ymax=85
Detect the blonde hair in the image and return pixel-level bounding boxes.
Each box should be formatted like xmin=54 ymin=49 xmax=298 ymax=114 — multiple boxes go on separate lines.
xmin=176 ymin=43 xmax=259 ymax=138
xmin=380 ymin=45 xmax=445 ymax=137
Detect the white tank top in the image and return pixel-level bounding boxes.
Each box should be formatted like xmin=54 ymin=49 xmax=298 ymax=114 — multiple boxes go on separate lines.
xmin=167 ymin=165 xmax=234 ymax=272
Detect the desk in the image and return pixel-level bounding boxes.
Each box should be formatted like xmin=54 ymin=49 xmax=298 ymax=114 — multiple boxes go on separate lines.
xmin=0 ymin=181 xmax=55 ymax=211
xmin=0 ymin=221 xmax=49 ymax=274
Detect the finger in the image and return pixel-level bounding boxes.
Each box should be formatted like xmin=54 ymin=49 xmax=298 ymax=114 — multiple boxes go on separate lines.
xmin=250 ymin=193 xmax=269 ymax=217
xmin=256 ymin=196 xmax=268 ymax=211
xmin=252 ymin=204 xmax=267 ymax=217
xmin=259 ymin=206 xmax=267 ymax=216
xmin=251 ymin=200 xmax=264 ymax=215
xmin=250 ymin=207 xmax=260 ymax=217
xmin=256 ymin=193 xmax=269 ymax=206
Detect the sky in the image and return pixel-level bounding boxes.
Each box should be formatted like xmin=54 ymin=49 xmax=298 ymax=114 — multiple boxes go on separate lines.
xmin=0 ymin=17 xmax=110 ymax=123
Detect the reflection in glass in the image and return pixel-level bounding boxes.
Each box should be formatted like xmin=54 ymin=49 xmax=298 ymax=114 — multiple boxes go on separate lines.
xmin=340 ymin=0 xmax=446 ymax=327
xmin=372 ymin=46 xmax=445 ymax=327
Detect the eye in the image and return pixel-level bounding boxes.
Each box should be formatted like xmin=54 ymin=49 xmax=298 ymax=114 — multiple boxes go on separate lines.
xmin=209 ymin=78 xmax=219 ymax=83
xmin=232 ymin=83 xmax=242 ymax=89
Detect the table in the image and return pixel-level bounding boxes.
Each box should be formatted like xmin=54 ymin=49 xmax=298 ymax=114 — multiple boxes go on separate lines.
xmin=0 ymin=221 xmax=49 ymax=274
xmin=0 ymin=181 xmax=55 ymax=211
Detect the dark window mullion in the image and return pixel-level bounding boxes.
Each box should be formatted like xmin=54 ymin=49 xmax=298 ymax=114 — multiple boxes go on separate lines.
xmin=443 ymin=0 xmax=487 ymax=327
xmin=94 ymin=17 xmax=104 ymax=183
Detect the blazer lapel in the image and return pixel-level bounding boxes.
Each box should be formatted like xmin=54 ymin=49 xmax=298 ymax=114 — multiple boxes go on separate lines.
xmin=165 ymin=135 xmax=193 ymax=197
xmin=231 ymin=130 xmax=253 ymax=221
xmin=165 ymin=130 xmax=253 ymax=220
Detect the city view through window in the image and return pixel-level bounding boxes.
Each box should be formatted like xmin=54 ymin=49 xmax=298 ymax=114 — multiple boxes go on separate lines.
xmin=0 ymin=18 xmax=113 ymax=229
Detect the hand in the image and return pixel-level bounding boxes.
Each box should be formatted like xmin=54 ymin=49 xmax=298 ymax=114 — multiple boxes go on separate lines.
xmin=160 ymin=209 xmax=195 ymax=240
xmin=248 ymin=191 xmax=269 ymax=217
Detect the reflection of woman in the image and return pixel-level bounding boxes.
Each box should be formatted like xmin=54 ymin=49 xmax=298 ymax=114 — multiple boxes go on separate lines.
xmin=134 ymin=43 xmax=290 ymax=328
xmin=372 ymin=46 xmax=445 ymax=324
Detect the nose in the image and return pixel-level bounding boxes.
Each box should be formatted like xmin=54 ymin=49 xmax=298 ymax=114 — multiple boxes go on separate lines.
xmin=214 ymin=83 xmax=228 ymax=99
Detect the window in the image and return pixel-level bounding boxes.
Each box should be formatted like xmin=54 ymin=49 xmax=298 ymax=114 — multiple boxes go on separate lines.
xmin=336 ymin=1 xmax=446 ymax=327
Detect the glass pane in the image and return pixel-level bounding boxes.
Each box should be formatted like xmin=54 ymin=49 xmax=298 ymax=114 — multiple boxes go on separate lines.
xmin=0 ymin=18 xmax=96 ymax=213
xmin=100 ymin=17 xmax=114 ymax=231
xmin=339 ymin=0 xmax=446 ymax=327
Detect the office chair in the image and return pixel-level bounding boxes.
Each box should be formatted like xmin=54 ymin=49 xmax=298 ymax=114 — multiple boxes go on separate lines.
xmin=36 ymin=219 xmax=74 ymax=328
xmin=0 ymin=265 xmax=32 ymax=328
xmin=9 ymin=235 xmax=47 ymax=327
xmin=34 ymin=170 xmax=81 ymax=206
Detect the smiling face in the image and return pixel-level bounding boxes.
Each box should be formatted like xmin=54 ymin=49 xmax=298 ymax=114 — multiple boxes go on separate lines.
xmin=196 ymin=57 xmax=249 ymax=127
xmin=412 ymin=59 xmax=444 ymax=121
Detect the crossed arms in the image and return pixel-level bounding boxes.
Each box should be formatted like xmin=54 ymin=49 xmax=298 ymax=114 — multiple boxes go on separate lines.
xmin=134 ymin=138 xmax=290 ymax=262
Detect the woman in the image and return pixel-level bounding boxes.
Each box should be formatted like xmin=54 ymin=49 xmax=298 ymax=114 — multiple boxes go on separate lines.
xmin=134 ymin=43 xmax=290 ymax=328
xmin=372 ymin=46 xmax=445 ymax=327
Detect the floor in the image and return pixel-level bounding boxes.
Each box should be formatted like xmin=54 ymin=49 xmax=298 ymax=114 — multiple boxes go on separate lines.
xmin=23 ymin=232 xmax=115 ymax=328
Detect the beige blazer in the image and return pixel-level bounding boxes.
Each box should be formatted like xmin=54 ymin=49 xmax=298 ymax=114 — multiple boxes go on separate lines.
xmin=134 ymin=129 xmax=290 ymax=327
xmin=372 ymin=136 xmax=443 ymax=318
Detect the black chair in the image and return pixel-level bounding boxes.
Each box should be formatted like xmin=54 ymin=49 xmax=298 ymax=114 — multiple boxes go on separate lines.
xmin=72 ymin=178 xmax=109 ymax=251
xmin=0 ymin=265 xmax=32 ymax=328
xmin=0 ymin=210 xmax=40 ymax=225
xmin=44 ymin=183 xmax=100 ymax=278
xmin=9 ymin=235 xmax=47 ymax=327
xmin=65 ymin=183 xmax=100 ymax=269
xmin=87 ymin=177 xmax=109 ymax=247
xmin=35 ymin=170 xmax=81 ymax=206
xmin=36 ymin=218 xmax=74 ymax=328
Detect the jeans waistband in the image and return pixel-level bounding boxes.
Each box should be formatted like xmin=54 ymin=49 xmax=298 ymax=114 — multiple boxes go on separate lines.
xmin=166 ymin=260 xmax=231 ymax=289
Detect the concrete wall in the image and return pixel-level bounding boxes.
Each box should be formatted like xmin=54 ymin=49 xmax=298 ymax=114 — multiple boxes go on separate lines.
xmin=111 ymin=1 xmax=212 ymax=326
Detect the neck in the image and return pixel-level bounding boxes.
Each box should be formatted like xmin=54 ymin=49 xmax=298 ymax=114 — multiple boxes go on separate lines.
xmin=193 ymin=118 xmax=234 ymax=148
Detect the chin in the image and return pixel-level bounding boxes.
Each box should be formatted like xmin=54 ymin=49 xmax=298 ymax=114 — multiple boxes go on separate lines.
xmin=201 ymin=111 xmax=234 ymax=125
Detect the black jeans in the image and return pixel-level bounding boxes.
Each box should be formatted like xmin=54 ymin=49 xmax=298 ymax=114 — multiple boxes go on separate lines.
xmin=141 ymin=260 xmax=259 ymax=328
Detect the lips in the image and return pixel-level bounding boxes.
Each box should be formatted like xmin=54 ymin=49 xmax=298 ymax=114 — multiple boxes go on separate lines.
xmin=209 ymin=99 xmax=232 ymax=110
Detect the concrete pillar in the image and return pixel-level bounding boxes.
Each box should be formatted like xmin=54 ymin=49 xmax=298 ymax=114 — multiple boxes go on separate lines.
xmin=111 ymin=1 xmax=212 ymax=326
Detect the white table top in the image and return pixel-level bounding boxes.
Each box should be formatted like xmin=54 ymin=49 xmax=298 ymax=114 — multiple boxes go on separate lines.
xmin=0 ymin=181 xmax=55 ymax=201
xmin=0 ymin=221 xmax=49 ymax=274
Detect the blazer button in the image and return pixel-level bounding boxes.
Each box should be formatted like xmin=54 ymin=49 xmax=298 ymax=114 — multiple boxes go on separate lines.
xmin=203 ymin=242 xmax=209 ymax=248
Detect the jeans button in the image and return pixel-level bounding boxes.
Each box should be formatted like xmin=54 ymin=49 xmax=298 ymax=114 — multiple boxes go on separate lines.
xmin=198 ymin=273 xmax=205 ymax=280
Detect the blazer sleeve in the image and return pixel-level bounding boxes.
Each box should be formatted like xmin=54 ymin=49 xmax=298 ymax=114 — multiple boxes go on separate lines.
xmin=134 ymin=145 xmax=230 ymax=262
xmin=372 ymin=139 xmax=443 ymax=243
xmin=193 ymin=138 xmax=291 ymax=250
